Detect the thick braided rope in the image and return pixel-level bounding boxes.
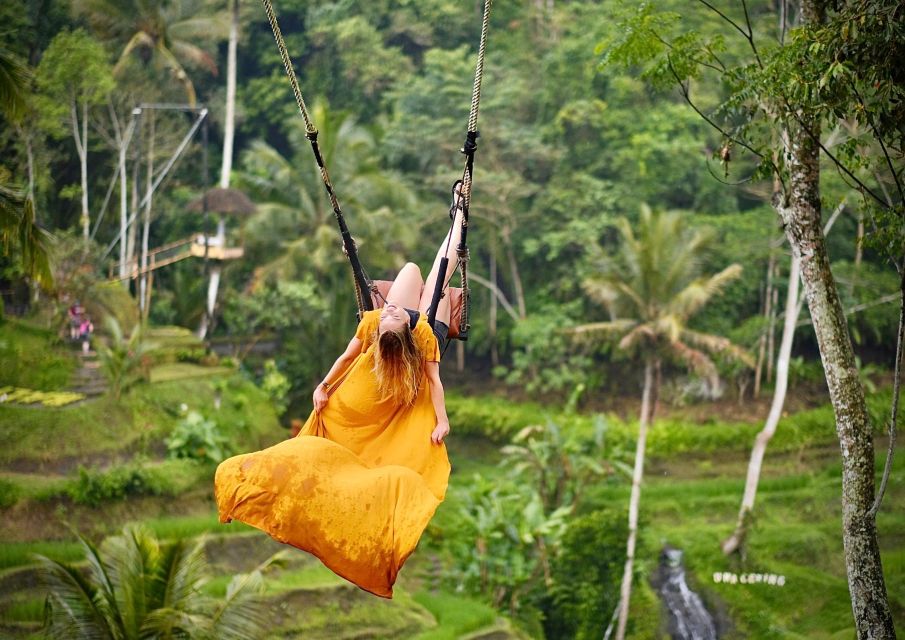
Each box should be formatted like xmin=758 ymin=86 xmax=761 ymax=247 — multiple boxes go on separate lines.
xmin=261 ymin=0 xmax=343 ymax=217
xmin=260 ymin=0 xmax=315 ymax=136
xmin=451 ymin=0 xmax=491 ymax=339
xmin=467 ymin=0 xmax=492 ymax=134
xmin=260 ymin=0 xmax=369 ymax=313
xmin=458 ymin=251 xmax=471 ymax=336
xmin=459 ymin=0 xmax=492 ymax=219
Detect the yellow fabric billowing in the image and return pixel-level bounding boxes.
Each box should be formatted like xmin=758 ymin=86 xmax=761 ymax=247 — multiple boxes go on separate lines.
xmin=215 ymin=310 xmax=450 ymax=598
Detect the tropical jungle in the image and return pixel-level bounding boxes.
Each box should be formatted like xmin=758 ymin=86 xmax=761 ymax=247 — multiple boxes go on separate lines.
xmin=0 ymin=0 xmax=903 ymax=638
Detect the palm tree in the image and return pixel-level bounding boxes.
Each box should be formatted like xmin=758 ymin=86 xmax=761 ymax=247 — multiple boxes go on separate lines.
xmin=0 ymin=47 xmax=53 ymax=292
xmin=233 ymin=104 xmax=420 ymax=373
xmin=196 ymin=0 xmax=240 ymax=339
xmin=37 ymin=523 xmax=283 ymax=639
xmin=96 ymin=317 xmax=156 ymax=398
xmin=73 ymin=0 xmax=229 ymax=106
xmin=0 ymin=44 xmax=30 ymax=119
xmin=572 ymin=206 xmax=750 ymax=640
xmin=237 ymin=102 xmax=419 ymax=288
xmin=0 ymin=189 xmax=53 ymax=288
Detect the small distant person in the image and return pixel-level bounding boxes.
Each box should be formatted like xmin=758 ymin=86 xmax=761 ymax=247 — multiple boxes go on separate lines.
xmin=68 ymin=300 xmax=83 ymax=341
xmin=79 ymin=315 xmax=94 ymax=354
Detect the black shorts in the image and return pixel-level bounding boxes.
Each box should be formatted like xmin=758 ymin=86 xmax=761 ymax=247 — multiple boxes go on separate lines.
xmin=405 ymin=308 xmax=449 ymax=352
xmin=432 ymin=320 xmax=450 ymax=349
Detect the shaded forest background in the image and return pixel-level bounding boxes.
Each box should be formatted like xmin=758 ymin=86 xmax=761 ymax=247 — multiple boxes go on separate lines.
xmin=1 ymin=0 xmax=899 ymax=416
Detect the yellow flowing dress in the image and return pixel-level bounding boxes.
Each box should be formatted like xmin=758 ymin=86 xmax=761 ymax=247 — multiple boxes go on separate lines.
xmin=214 ymin=310 xmax=450 ymax=598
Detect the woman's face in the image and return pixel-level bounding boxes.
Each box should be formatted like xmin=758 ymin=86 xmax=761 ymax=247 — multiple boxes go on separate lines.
xmin=379 ymin=303 xmax=407 ymax=335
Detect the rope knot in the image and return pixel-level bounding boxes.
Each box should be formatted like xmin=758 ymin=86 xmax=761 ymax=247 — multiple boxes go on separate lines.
xmin=306 ymin=129 xmax=319 ymax=142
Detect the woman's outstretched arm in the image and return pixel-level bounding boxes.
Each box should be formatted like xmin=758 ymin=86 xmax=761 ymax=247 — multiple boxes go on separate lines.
xmin=425 ymin=361 xmax=450 ymax=444
xmin=313 ymin=336 xmax=363 ymax=412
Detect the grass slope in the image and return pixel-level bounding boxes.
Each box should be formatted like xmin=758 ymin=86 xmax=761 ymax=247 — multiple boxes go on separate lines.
xmin=0 ymin=319 xmax=75 ymax=391
xmin=1 ymin=325 xmax=902 ymax=640
xmin=584 ymin=447 xmax=905 ymax=637
xmin=0 ymin=372 xmax=281 ymax=465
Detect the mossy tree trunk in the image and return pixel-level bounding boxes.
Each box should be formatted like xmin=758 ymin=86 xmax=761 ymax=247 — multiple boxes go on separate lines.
xmin=778 ymin=110 xmax=895 ymax=636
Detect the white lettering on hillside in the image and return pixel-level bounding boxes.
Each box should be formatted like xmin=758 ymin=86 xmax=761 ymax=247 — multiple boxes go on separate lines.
xmin=713 ymin=572 xmax=786 ymax=586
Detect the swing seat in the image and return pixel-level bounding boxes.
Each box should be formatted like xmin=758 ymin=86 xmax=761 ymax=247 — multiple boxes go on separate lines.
xmin=370 ymin=280 xmax=466 ymax=339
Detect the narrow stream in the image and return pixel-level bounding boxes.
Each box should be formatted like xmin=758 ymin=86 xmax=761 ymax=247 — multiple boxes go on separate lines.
xmin=652 ymin=547 xmax=718 ymax=640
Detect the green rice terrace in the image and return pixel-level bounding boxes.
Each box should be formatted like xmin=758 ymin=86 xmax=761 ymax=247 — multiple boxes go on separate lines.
xmin=2 ymin=0 xmax=904 ymax=637
xmin=0 ymin=318 xmax=902 ymax=638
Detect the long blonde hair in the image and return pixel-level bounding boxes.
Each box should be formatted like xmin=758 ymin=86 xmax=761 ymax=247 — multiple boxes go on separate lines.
xmin=372 ymin=324 xmax=422 ymax=406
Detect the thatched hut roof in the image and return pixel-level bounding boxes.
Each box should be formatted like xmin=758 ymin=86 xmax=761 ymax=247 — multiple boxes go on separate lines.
xmin=187 ymin=187 xmax=256 ymax=216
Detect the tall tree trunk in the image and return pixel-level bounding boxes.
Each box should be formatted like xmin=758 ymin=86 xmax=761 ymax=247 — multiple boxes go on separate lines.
xmin=199 ymin=0 xmax=239 ymax=339
xmin=753 ymin=279 xmax=766 ymax=396
xmin=221 ymin=0 xmax=238 ymax=191
xmin=81 ymin=99 xmax=89 ymax=246
xmin=754 ymin=250 xmax=776 ymax=397
xmin=505 ymin=237 xmax=526 ymax=319
xmin=615 ymin=357 xmax=658 ymax=640
xmin=766 ymin=261 xmax=779 ymax=384
xmin=139 ymin=111 xmax=155 ymax=317
xmin=851 ymin=212 xmax=863 ymax=291
xmin=118 ymin=119 xmax=130 ymax=279
xmin=855 ymin=214 xmax=865 ymax=268
xmin=199 ymin=217 xmax=225 ymax=339
xmin=71 ymin=98 xmax=90 ymax=248
xmin=23 ymin=132 xmax=35 ymax=203
xmin=127 ymin=126 xmax=140 ymax=275
xmin=489 ymin=244 xmax=498 ymax=367
xmin=778 ymin=100 xmax=895 ymax=634
xmin=723 ymin=254 xmax=800 ymax=555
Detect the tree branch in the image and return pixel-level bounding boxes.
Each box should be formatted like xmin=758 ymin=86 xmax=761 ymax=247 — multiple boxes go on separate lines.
xmin=653 ymin=33 xmax=724 ymax=73
xmin=740 ymin=0 xmax=763 ymax=68
xmin=850 ymin=80 xmax=905 ymax=206
xmin=703 ymin=44 xmax=728 ymax=72
xmin=695 ymin=0 xmax=749 ymax=43
xmin=870 ymin=261 xmax=904 ymax=519
xmin=695 ymin=0 xmax=762 ymax=67
xmin=470 ymin=272 xmax=521 ymax=324
xmin=705 ymin=159 xmax=756 ymax=185
xmin=667 ymin=57 xmax=769 ymax=164
xmin=794 ymin=293 xmax=898 ymax=327
xmin=823 ymin=197 xmax=847 ymax=236
xmin=70 ymin=99 xmax=84 ymax=157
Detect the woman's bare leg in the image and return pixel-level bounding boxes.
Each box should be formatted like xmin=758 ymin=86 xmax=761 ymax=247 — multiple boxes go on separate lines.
xmin=418 ymin=190 xmax=465 ymax=319
xmin=386 ymin=262 xmax=423 ymax=310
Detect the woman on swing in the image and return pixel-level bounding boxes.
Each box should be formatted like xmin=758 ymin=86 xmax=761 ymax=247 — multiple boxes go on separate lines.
xmin=215 ymin=187 xmax=464 ymax=599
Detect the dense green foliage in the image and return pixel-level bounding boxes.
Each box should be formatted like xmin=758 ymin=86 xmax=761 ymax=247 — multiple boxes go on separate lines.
xmin=96 ymin=317 xmax=154 ymax=398
xmin=166 ymin=410 xmax=233 ymax=463
xmin=540 ymin=509 xmax=626 ymax=640
xmin=1 ymin=0 xmax=904 ymax=636
xmin=0 ymin=319 xmax=74 ymax=390
xmin=66 ymin=459 xmax=184 ymax=506
xmin=445 ymin=388 xmax=891 ymax=458
xmin=0 ymin=478 xmax=20 ymax=509
xmin=0 ymin=0 xmax=899 ymax=408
